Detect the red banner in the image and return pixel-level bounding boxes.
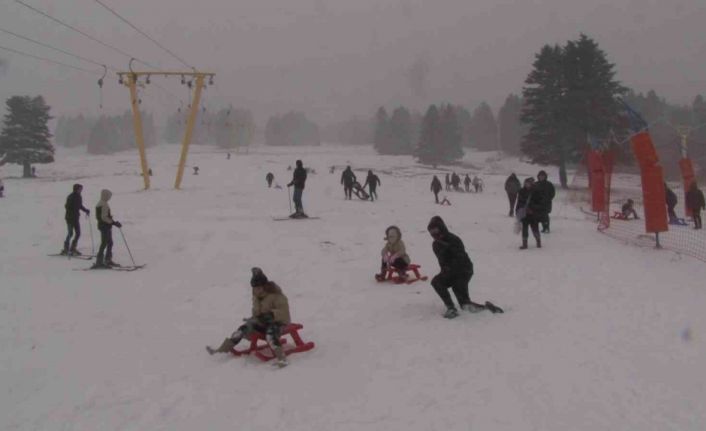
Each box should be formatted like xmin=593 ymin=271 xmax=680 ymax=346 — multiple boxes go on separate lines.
xmin=630 ymin=131 xmax=668 ymax=233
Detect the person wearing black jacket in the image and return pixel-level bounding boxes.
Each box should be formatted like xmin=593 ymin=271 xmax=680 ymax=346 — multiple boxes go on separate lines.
xmin=665 ymin=183 xmax=678 ymax=222
xmin=341 ymin=166 xmax=356 ymax=200
xmin=430 ymin=175 xmax=442 ymax=204
xmin=426 ymin=216 xmax=484 ymax=318
xmin=535 ymin=170 xmax=556 ymax=233
xmin=516 ymin=178 xmax=543 ymax=249
xmin=505 ymin=173 xmax=521 ymax=217
xmin=686 ymin=182 xmax=705 ymax=229
xmin=62 ymin=183 xmax=90 ymax=255
xmin=287 ymin=160 xmax=308 ymax=217
xmin=363 ymin=170 xmax=381 ymax=201
xmin=266 ymin=172 xmax=275 ymax=188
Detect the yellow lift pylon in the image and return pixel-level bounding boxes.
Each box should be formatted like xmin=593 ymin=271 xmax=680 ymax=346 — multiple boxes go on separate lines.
xmin=117 ymin=64 xmax=215 ymax=190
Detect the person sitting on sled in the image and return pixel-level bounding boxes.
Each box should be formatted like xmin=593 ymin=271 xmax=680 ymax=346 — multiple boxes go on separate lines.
xmin=375 ymin=226 xmax=411 ymax=282
xmin=206 ymin=267 xmax=291 ymax=367
xmin=621 ymin=199 xmax=639 ymax=220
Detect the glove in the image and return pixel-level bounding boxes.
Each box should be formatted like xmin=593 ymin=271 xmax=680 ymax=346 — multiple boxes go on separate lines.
xmin=287 ymin=183 xmax=293 ymax=187
xmin=113 ymin=221 xmax=122 ymax=228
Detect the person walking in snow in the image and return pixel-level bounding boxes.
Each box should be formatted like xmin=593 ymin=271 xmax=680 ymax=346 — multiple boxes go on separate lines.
xmin=94 ymin=189 xmax=122 ymax=268
xmin=445 ymin=173 xmax=451 ymax=191
xmin=516 ymin=178 xmax=542 ymax=249
xmin=505 ymin=173 xmax=521 ymax=217
xmin=464 ymin=174 xmax=472 ymax=192
xmin=665 ymin=183 xmax=678 ymax=223
xmin=266 ymin=172 xmax=275 ymax=188
xmin=472 ymin=176 xmax=483 ymax=193
xmin=451 ymin=172 xmax=461 ymax=191
xmin=426 ymin=216 xmax=485 ymax=318
xmin=686 ymin=182 xmax=705 ymax=229
xmin=341 ymin=166 xmax=357 ymax=200
xmin=206 ymin=267 xmax=291 ymax=367
xmin=287 ymin=160 xmax=308 ymax=218
xmin=62 ymin=183 xmax=90 ymax=256
xmin=375 ymin=226 xmax=411 ymax=282
xmin=363 ymin=170 xmax=381 ymax=201
xmin=535 ymin=170 xmax=555 ymax=233
xmin=431 ymin=175 xmax=442 ymax=204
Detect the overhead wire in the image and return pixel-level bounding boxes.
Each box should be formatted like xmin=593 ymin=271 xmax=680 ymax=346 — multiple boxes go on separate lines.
xmin=12 ymin=0 xmax=159 ymax=70
xmin=90 ymin=0 xmax=193 ymax=70
xmin=0 ymin=43 xmax=100 ymax=74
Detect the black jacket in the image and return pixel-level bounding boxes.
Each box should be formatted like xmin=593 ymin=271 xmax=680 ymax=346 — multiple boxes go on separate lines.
xmin=364 ymin=174 xmax=380 ymax=189
xmin=686 ymin=187 xmax=705 ymax=210
xmin=534 ymin=179 xmax=555 ymax=213
xmin=65 ymin=192 xmax=88 ymax=222
xmin=427 ymin=216 xmax=473 ymax=276
xmin=505 ymin=174 xmax=521 ymax=195
xmin=516 ymin=187 xmax=544 ymax=219
xmin=665 ymin=187 xmax=678 ymax=208
xmin=431 ymin=177 xmax=442 ymax=193
xmin=289 ymin=166 xmax=307 ymax=189
xmin=341 ymin=169 xmax=356 ymax=186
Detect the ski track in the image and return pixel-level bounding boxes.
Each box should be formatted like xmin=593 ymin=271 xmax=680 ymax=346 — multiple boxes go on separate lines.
xmin=1 ymin=145 xmax=705 ymax=431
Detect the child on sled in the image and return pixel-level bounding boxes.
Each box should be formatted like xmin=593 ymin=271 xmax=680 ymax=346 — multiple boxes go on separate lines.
xmin=206 ymin=267 xmax=291 ymax=367
xmin=375 ymin=226 xmax=411 ymax=282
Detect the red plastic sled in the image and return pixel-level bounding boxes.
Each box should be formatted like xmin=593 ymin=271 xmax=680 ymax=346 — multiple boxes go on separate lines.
xmin=611 ymin=211 xmax=629 ymax=220
xmin=376 ymin=264 xmax=429 ymax=284
xmin=231 ymin=323 xmax=315 ymax=362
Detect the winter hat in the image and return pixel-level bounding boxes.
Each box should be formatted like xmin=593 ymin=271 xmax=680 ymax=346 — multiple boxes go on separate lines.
xmin=250 ymin=267 xmax=269 ymax=287
xmin=537 ymin=170 xmax=548 ymax=179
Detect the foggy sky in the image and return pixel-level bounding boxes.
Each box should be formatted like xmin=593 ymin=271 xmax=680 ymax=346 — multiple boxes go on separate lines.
xmin=1 ymin=0 xmax=705 ymax=125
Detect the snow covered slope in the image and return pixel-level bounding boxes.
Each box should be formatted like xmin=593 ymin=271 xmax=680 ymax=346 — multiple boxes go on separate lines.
xmin=1 ymin=144 xmax=704 ymax=431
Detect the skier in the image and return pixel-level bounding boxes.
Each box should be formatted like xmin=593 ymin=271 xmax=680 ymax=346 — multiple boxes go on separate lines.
xmin=472 ymin=176 xmax=483 ymax=193
xmin=341 ymin=166 xmax=356 ymax=200
xmin=505 ymin=173 xmax=521 ymax=217
xmin=363 ymin=170 xmax=381 ymax=201
xmin=445 ymin=173 xmax=451 ymax=191
xmin=686 ymin=182 xmax=705 ymax=229
xmin=535 ymin=170 xmax=555 ymax=233
xmin=430 ymin=175 xmax=442 ymax=204
xmin=287 ymin=160 xmax=308 ymax=218
xmin=464 ymin=174 xmax=472 ymax=192
xmin=94 ymin=189 xmax=121 ymax=268
xmin=665 ymin=183 xmax=678 ymax=223
xmin=426 ymin=216 xmax=483 ymax=318
xmin=266 ymin=172 xmax=275 ymax=188
xmin=516 ymin=177 xmax=543 ymax=249
xmin=62 ymin=183 xmax=90 ymax=255
xmin=621 ymin=199 xmax=639 ymax=220
xmin=375 ymin=226 xmax=411 ymax=282
xmin=206 ymin=268 xmax=291 ymax=367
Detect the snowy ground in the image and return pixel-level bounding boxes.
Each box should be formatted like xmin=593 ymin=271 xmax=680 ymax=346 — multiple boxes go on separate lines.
xmin=1 ymin=144 xmax=705 ymax=431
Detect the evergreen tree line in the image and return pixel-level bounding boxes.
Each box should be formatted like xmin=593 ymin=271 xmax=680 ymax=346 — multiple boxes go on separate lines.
xmin=163 ymin=105 xmax=255 ymax=149
xmin=265 ymin=111 xmax=320 ymax=146
xmin=55 ymin=112 xmax=157 ymax=155
xmin=0 ymin=95 xmax=54 ymax=177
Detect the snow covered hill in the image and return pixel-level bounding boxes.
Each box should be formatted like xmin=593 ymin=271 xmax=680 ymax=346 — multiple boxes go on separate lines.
xmin=1 ymin=144 xmax=705 ymax=431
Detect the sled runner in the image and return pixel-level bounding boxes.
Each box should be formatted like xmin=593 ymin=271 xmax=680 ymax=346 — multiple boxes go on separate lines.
xmin=352 ymin=181 xmax=370 ymax=200
xmin=231 ymin=322 xmax=315 ymax=362
xmin=611 ymin=212 xmax=635 ymax=220
xmin=376 ymin=263 xmax=429 ymax=284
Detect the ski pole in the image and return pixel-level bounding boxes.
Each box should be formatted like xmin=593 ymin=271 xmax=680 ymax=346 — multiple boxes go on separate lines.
xmin=287 ymin=186 xmax=292 ymax=214
xmin=87 ymin=214 xmax=95 ymax=257
xmin=118 ymin=227 xmax=137 ymax=267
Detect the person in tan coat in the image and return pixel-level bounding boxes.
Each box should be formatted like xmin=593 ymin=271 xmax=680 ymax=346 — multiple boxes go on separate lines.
xmin=375 ymin=226 xmax=411 ymax=282
xmin=207 ymin=268 xmax=291 ymax=366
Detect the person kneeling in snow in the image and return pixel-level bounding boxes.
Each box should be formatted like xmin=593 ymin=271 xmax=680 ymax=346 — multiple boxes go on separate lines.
xmin=375 ymin=226 xmax=411 ymax=282
xmin=206 ymin=268 xmax=291 ymax=366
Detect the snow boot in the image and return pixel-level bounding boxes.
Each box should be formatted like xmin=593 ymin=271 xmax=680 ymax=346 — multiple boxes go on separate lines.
xmin=70 ymin=248 xmax=82 ymax=256
xmin=60 ymin=248 xmax=69 ymax=256
xmin=206 ymin=337 xmax=236 ymax=355
xmin=534 ymin=234 xmax=541 ymax=248
xmin=106 ymin=260 xmax=120 ymax=267
xmin=461 ymin=303 xmax=485 ymax=313
xmin=519 ymin=238 xmax=528 ymax=250
xmin=271 ymin=346 xmax=289 ymax=368
xmin=443 ymin=308 xmax=459 ymax=319
xmin=375 ymin=273 xmax=386 ymax=282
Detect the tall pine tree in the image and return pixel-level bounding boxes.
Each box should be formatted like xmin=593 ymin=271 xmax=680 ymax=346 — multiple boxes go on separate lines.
xmin=0 ymin=95 xmax=54 ymax=176
xmin=373 ymin=107 xmax=391 ymax=154
xmin=468 ymin=102 xmax=498 ymax=151
xmin=498 ymin=94 xmax=526 ymax=155
xmin=387 ymin=106 xmax=413 ymax=155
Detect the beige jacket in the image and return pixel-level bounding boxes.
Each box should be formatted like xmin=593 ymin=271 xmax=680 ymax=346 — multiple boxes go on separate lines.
xmin=252 ymin=282 xmax=291 ymax=324
xmin=382 ymin=238 xmax=411 ymax=264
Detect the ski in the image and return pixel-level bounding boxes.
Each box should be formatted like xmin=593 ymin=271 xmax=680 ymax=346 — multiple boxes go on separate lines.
xmin=48 ymin=253 xmax=94 ymax=260
xmin=273 ymin=217 xmax=321 ymax=221
xmin=75 ymin=264 xmax=146 ymax=272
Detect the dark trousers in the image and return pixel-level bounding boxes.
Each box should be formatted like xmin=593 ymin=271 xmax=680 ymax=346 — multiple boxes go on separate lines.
xmin=293 ymin=187 xmax=303 ymax=212
xmin=522 ymin=217 xmax=540 ymax=240
xmin=369 ymin=187 xmax=378 ymax=201
xmin=233 ymin=318 xmax=283 ymax=347
xmin=64 ymin=220 xmax=81 ymax=251
xmin=344 ymin=185 xmax=353 ymax=199
xmin=507 ymin=193 xmax=517 ymax=216
xmin=97 ymin=226 xmax=113 ymax=264
xmin=667 ymin=205 xmax=678 ymax=222
xmin=431 ymin=271 xmax=472 ymax=310
xmin=541 ymin=214 xmax=550 ymax=232
xmin=694 ymin=209 xmax=702 ymax=229
xmin=433 ymin=191 xmax=439 ymax=204
xmin=381 ymin=257 xmax=408 ymax=274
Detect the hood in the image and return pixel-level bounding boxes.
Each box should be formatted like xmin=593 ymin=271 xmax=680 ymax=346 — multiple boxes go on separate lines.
xmin=510 ymin=173 xmax=518 ymax=179
xmin=296 ymin=160 xmax=303 ymax=168
xmin=537 ymin=170 xmax=548 ymax=179
xmin=427 ymin=215 xmax=449 ymax=234
xmin=100 ymin=189 xmax=112 ymax=201
xmin=385 ymin=225 xmax=402 ymax=243
xmin=72 ymin=183 xmax=83 ymax=193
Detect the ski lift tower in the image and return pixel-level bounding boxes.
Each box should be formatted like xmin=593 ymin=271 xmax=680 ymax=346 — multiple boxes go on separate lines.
xmin=117 ymin=60 xmax=215 ymax=189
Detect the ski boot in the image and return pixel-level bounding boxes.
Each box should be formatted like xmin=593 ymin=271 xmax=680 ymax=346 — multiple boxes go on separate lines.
xmin=106 ymin=260 xmax=121 ymax=267
xmin=91 ymin=261 xmax=110 ymax=269
xmin=70 ymin=248 xmax=82 ymax=256
xmin=60 ymin=248 xmax=69 ymax=256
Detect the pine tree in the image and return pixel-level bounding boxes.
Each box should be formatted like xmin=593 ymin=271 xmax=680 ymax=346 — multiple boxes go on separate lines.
xmin=439 ymin=104 xmax=463 ymax=162
xmin=0 ymin=95 xmax=54 ymax=176
xmin=373 ymin=107 xmax=391 ymax=154
xmin=498 ymin=94 xmax=526 ymax=155
xmin=387 ymin=106 xmax=413 ymax=155
xmin=468 ymin=102 xmax=498 ymax=151
xmin=454 ymin=106 xmax=473 ymax=147
xmin=416 ymin=105 xmax=443 ymax=165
